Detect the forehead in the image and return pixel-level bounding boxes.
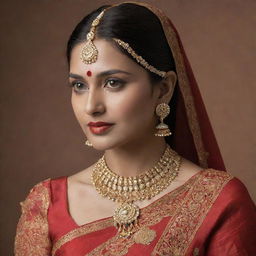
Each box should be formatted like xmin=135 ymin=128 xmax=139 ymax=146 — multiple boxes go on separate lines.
xmin=70 ymin=39 xmax=145 ymax=75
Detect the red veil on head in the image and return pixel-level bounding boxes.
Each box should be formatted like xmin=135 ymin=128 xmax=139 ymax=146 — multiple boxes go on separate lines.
xmin=119 ymin=2 xmax=226 ymax=171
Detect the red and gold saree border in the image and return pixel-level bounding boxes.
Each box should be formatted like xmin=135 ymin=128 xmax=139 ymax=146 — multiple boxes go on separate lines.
xmin=87 ymin=178 xmax=195 ymax=256
xmin=52 ymin=170 xmax=233 ymax=255
xmin=88 ymin=170 xmax=232 ymax=256
xmin=151 ymin=170 xmax=233 ymax=255
xmin=51 ymin=172 xmax=191 ymax=255
xmin=51 ymin=218 xmax=114 ymax=255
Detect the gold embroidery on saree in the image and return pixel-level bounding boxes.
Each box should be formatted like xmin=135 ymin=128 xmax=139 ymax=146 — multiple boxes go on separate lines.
xmin=52 ymin=170 xmax=232 ymax=256
xmin=52 ymin=172 xmax=198 ymax=255
xmin=51 ymin=218 xmax=114 ymax=255
xmin=87 ymin=170 xmax=232 ymax=255
xmin=86 ymin=170 xmax=211 ymax=256
xmin=193 ymin=247 xmax=200 ymax=256
xmin=14 ymin=178 xmax=51 ymax=255
xmin=151 ymin=170 xmax=233 ymax=255
xmin=133 ymin=226 xmax=156 ymax=245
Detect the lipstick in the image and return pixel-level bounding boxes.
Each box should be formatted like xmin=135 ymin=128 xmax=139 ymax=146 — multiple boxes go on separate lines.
xmin=88 ymin=122 xmax=114 ymax=135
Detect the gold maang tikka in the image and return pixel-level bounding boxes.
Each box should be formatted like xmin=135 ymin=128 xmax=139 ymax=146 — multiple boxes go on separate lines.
xmin=155 ymin=103 xmax=172 ymax=137
xmin=80 ymin=8 xmax=167 ymax=78
xmin=80 ymin=10 xmax=107 ymax=64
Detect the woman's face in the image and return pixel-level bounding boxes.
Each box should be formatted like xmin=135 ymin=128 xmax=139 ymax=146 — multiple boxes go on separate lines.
xmin=69 ymin=39 xmax=162 ymax=151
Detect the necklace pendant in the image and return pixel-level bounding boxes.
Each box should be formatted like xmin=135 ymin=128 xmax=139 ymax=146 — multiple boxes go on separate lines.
xmin=118 ymin=228 xmax=133 ymax=238
xmin=113 ymin=202 xmax=140 ymax=237
xmin=91 ymin=145 xmax=182 ymax=239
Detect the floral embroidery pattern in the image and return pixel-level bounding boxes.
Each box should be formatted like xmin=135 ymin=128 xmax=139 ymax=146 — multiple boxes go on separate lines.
xmin=14 ymin=179 xmax=51 ymax=255
xmin=152 ymin=170 xmax=232 ymax=255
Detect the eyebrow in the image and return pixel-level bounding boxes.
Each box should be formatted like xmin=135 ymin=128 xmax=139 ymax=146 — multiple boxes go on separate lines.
xmin=69 ymin=69 xmax=132 ymax=79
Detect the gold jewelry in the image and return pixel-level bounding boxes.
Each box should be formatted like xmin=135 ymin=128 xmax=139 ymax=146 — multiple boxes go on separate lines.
xmin=80 ymin=8 xmax=167 ymax=78
xmin=133 ymin=226 xmax=157 ymax=245
xmin=80 ymin=10 xmax=106 ymax=64
xmin=154 ymin=103 xmax=172 ymax=137
xmin=113 ymin=38 xmax=166 ymax=78
xmin=85 ymin=139 xmax=93 ymax=147
xmin=91 ymin=145 xmax=181 ymax=238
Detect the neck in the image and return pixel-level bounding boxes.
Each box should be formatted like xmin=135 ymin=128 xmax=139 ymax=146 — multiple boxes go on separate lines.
xmin=104 ymin=136 xmax=168 ymax=177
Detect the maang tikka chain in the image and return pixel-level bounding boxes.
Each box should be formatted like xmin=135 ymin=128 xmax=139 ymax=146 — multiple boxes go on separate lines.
xmin=79 ymin=7 xmax=168 ymax=78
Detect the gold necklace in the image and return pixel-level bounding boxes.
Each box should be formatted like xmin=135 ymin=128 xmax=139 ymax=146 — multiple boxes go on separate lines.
xmin=91 ymin=144 xmax=182 ymax=238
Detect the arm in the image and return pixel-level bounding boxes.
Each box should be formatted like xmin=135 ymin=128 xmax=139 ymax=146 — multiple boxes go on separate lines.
xmin=14 ymin=179 xmax=52 ymax=256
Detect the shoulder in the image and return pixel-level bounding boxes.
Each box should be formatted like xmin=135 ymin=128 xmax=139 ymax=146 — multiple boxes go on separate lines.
xmin=218 ymin=174 xmax=255 ymax=208
xmin=187 ymin=168 xmax=233 ymax=195
xmin=20 ymin=178 xmax=52 ymax=214
xmin=15 ymin=179 xmax=53 ymax=254
xmin=199 ymin=169 xmax=233 ymax=184
xmin=202 ymin=169 xmax=250 ymax=197
xmin=201 ymin=169 xmax=255 ymax=211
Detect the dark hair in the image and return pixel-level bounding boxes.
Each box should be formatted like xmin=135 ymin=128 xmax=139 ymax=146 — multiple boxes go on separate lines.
xmin=66 ymin=3 xmax=178 ymax=144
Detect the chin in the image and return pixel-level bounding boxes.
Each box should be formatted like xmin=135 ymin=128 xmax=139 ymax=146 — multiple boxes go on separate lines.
xmin=90 ymin=135 xmax=134 ymax=151
xmin=90 ymin=139 xmax=119 ymax=151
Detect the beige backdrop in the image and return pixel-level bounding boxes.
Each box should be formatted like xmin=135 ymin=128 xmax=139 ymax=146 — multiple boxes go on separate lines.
xmin=1 ymin=0 xmax=255 ymax=254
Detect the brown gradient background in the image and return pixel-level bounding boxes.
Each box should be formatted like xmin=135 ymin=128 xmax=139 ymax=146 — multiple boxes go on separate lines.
xmin=1 ymin=0 xmax=255 ymax=254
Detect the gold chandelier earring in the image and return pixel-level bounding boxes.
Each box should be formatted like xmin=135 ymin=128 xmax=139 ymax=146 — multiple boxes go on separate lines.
xmin=85 ymin=139 xmax=93 ymax=147
xmin=154 ymin=103 xmax=172 ymax=137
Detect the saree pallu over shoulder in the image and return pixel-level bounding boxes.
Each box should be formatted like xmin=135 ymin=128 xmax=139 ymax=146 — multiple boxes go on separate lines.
xmin=14 ymin=178 xmax=52 ymax=255
xmin=151 ymin=170 xmax=232 ymax=256
xmin=51 ymin=170 xmax=233 ymax=256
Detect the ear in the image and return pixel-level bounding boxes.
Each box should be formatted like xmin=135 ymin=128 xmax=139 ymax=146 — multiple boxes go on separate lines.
xmin=157 ymin=71 xmax=177 ymax=103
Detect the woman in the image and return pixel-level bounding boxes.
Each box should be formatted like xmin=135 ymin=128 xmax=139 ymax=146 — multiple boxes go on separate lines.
xmin=14 ymin=2 xmax=256 ymax=255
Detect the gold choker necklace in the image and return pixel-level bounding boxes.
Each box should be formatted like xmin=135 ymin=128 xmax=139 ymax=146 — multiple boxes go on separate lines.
xmin=91 ymin=145 xmax=182 ymax=238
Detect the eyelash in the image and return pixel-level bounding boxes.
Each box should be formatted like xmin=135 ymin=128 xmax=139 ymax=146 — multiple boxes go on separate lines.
xmin=69 ymin=78 xmax=125 ymax=93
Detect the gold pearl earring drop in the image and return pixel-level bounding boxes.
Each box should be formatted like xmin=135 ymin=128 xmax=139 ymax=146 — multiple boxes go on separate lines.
xmin=85 ymin=139 xmax=93 ymax=147
xmin=154 ymin=103 xmax=172 ymax=137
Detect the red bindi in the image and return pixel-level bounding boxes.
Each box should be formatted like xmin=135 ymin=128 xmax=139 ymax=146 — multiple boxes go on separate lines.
xmin=86 ymin=70 xmax=92 ymax=77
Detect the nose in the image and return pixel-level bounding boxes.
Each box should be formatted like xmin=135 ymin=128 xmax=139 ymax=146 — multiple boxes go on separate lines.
xmin=84 ymin=88 xmax=105 ymax=116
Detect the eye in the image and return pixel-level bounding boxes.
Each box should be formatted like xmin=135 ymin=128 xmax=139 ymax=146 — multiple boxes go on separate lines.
xmin=105 ymin=78 xmax=125 ymax=89
xmin=71 ymin=81 xmax=88 ymax=92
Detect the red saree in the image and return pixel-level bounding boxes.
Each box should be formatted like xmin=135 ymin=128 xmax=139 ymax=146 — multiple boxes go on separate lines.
xmin=14 ymin=2 xmax=256 ymax=255
xmin=15 ymin=169 xmax=256 ymax=255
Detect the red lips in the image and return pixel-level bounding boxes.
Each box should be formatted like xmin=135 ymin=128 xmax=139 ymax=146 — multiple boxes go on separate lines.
xmin=88 ymin=122 xmax=113 ymax=127
xmin=88 ymin=122 xmax=114 ymax=135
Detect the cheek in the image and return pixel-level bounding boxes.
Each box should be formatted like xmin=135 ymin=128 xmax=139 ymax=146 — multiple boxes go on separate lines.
xmin=71 ymin=94 xmax=84 ymax=124
xmin=107 ymin=83 xmax=154 ymax=124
